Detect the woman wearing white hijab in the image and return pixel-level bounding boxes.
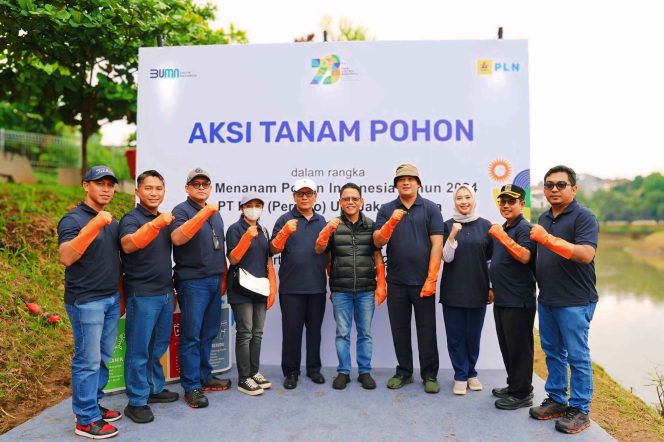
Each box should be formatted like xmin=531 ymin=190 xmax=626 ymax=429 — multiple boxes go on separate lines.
xmin=440 ymin=184 xmax=493 ymax=395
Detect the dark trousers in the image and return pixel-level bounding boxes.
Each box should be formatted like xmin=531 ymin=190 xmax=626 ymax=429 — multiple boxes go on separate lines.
xmin=386 ymin=283 xmax=439 ymax=380
xmin=280 ymin=293 xmax=326 ymax=376
xmin=442 ymin=305 xmax=486 ymax=381
xmin=494 ymin=305 xmax=536 ymax=398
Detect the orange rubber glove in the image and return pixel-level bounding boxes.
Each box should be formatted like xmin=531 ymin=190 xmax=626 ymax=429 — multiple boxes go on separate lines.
xmin=530 ymin=224 xmax=574 ymax=260
xmin=221 ymin=271 xmax=228 ymax=296
xmin=378 ymin=209 xmax=407 ymax=241
xmin=118 ymin=276 xmax=126 ymax=317
xmin=180 ymin=204 xmax=218 ymax=239
xmin=69 ymin=211 xmax=113 ymax=254
xmin=267 ymin=262 xmax=277 ymax=310
xmin=130 ymin=212 xmax=175 ymax=249
xmin=272 ymin=219 xmax=297 ymax=250
xmin=230 ymin=226 xmax=258 ymax=262
xmin=420 ymin=257 xmax=441 ymax=297
xmin=489 ymin=224 xmax=530 ymax=262
xmin=375 ymin=260 xmax=387 ymax=306
xmin=316 ymin=218 xmax=342 ymax=248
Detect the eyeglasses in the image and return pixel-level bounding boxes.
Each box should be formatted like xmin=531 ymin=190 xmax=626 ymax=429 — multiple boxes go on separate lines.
xmin=498 ymin=198 xmax=518 ymax=206
xmin=188 ymin=181 xmax=211 ymax=189
xmin=294 ymin=191 xmax=315 ymax=198
xmin=543 ymin=181 xmax=569 ymax=191
xmin=341 ymin=196 xmax=361 ymax=203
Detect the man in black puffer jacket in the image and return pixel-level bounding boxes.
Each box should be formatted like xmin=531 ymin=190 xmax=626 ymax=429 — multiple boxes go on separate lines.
xmin=315 ymin=183 xmax=386 ymax=391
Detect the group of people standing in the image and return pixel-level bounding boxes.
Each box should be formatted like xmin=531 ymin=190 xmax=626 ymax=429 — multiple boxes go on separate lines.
xmin=58 ymin=162 xmax=598 ymax=439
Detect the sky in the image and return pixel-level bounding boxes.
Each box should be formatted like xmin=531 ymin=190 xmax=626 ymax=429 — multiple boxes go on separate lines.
xmin=104 ymin=0 xmax=664 ymax=181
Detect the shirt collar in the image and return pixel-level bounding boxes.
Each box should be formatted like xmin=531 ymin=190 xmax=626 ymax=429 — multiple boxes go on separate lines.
xmin=290 ymin=207 xmax=316 ymax=219
xmin=503 ymin=214 xmax=525 ymax=231
xmin=136 ymin=203 xmax=159 ymax=218
xmin=396 ymin=193 xmax=423 ymax=210
xmin=78 ymin=201 xmax=99 ymax=215
xmin=186 ymin=197 xmax=206 ymax=211
xmin=544 ymin=199 xmax=579 ymax=220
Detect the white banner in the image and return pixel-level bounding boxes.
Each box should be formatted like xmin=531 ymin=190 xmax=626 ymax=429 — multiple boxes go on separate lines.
xmin=137 ymin=40 xmax=530 ymax=371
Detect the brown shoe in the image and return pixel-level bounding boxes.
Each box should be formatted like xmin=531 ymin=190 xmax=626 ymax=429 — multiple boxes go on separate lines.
xmin=529 ymin=397 xmax=567 ymax=420
xmin=202 ymin=376 xmax=231 ymax=391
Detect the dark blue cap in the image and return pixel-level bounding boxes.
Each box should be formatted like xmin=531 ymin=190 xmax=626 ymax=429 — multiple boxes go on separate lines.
xmin=83 ymin=165 xmax=118 ymax=183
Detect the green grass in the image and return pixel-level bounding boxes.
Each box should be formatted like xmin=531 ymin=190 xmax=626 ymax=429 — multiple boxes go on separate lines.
xmin=0 ymin=183 xmax=133 ymax=433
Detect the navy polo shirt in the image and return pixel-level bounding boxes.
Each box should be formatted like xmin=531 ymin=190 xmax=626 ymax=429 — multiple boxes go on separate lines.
xmin=57 ymin=202 xmax=120 ymax=305
xmin=489 ymin=215 xmax=537 ymax=308
xmin=119 ymin=204 xmax=173 ymax=296
xmin=171 ymin=197 xmax=226 ymax=282
xmin=271 ymin=208 xmax=327 ymax=294
xmin=439 ymin=217 xmax=493 ymax=308
xmin=226 ymin=218 xmax=271 ymax=304
xmin=375 ymin=194 xmax=444 ymax=286
xmin=536 ymin=199 xmax=599 ymax=307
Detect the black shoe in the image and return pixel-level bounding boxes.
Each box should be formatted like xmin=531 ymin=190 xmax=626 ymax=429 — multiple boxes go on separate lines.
xmin=283 ymin=373 xmax=299 ymax=390
xmin=124 ymin=405 xmax=154 ymax=424
xmin=307 ymin=372 xmax=325 ymax=384
xmin=358 ymin=373 xmax=376 ymax=390
xmin=332 ymin=373 xmax=350 ymax=390
xmin=555 ymin=407 xmax=591 ymax=434
xmin=148 ymin=389 xmax=179 ymax=404
xmin=237 ymin=377 xmax=264 ymax=396
xmin=495 ymin=394 xmax=534 ymax=410
xmin=491 ymin=386 xmax=510 ymax=399
xmin=202 ymin=376 xmax=231 ymax=391
xmin=529 ymin=397 xmax=567 ymax=420
xmin=184 ymin=389 xmax=209 ymax=408
xmin=98 ymin=404 xmax=122 ymax=422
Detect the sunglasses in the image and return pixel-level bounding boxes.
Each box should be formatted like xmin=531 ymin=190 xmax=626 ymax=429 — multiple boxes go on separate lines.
xmin=340 ymin=196 xmax=361 ymax=203
xmin=294 ymin=191 xmax=315 ymax=198
xmin=498 ymin=198 xmax=519 ymax=206
xmin=543 ymin=181 xmax=570 ymax=191
xmin=188 ymin=181 xmax=211 ymax=189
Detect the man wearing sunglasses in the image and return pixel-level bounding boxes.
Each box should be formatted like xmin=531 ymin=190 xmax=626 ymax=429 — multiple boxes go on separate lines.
xmin=528 ymin=165 xmax=599 ymax=434
xmin=314 ymin=183 xmax=386 ymax=391
xmin=270 ymin=178 xmax=328 ymax=389
xmin=170 ymin=168 xmax=230 ymax=408
xmin=487 ymin=184 xmax=537 ymax=411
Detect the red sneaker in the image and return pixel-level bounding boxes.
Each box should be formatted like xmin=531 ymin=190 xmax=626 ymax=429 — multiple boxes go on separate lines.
xmin=98 ymin=404 xmax=122 ymax=422
xmin=75 ymin=419 xmax=119 ymax=439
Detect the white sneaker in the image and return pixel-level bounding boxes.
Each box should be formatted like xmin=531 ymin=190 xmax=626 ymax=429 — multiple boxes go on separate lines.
xmin=468 ymin=377 xmax=483 ymax=391
xmin=453 ymin=380 xmax=467 ymax=395
xmin=252 ymin=372 xmax=272 ymax=389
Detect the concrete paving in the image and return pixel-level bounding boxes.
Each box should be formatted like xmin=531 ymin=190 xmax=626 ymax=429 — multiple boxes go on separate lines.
xmin=3 ymin=367 xmax=613 ymax=441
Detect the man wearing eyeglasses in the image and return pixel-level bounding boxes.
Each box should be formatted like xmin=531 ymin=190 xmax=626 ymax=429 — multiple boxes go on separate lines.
xmin=487 ymin=184 xmax=537 ymax=411
xmin=270 ymin=178 xmax=328 ymax=389
xmin=170 ymin=168 xmax=231 ymax=408
xmin=314 ymin=183 xmax=386 ymax=391
xmin=527 ymin=165 xmax=599 ymax=434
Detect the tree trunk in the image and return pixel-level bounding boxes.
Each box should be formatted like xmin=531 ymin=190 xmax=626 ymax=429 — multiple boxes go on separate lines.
xmin=80 ymin=97 xmax=92 ymax=178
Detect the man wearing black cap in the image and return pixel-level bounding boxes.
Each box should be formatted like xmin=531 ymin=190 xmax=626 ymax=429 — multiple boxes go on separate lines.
xmin=170 ymin=168 xmax=230 ymax=408
xmin=374 ymin=163 xmax=444 ymax=393
xmin=487 ymin=184 xmax=537 ymax=410
xmin=58 ymin=165 xmax=122 ymax=439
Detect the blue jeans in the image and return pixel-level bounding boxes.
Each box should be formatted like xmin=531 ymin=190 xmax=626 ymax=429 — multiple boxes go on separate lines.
xmin=124 ymin=292 xmax=174 ymax=406
xmin=232 ymin=302 xmax=266 ymax=379
xmin=65 ymin=293 xmax=120 ymax=425
xmin=538 ymin=302 xmax=597 ymax=414
xmin=331 ymin=291 xmax=375 ymax=375
xmin=176 ymin=275 xmax=222 ymax=392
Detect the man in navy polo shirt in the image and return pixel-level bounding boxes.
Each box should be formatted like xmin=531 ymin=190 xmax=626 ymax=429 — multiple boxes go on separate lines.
xmin=527 ymin=165 xmax=599 ymax=434
xmin=374 ymin=163 xmax=444 ymax=393
xmin=58 ymin=165 xmax=122 ymax=439
xmin=170 ymin=168 xmax=230 ymax=408
xmin=488 ymin=184 xmax=537 ymax=410
xmin=120 ymin=170 xmax=179 ymax=423
xmin=270 ymin=178 xmax=328 ymax=389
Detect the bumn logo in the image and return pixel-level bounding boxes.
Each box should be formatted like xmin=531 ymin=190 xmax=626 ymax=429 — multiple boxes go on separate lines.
xmin=149 ymin=68 xmax=180 ymax=79
xmin=311 ymin=54 xmax=341 ymax=85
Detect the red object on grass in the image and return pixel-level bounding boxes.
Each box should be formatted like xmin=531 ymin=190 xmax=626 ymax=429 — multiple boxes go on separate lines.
xmin=125 ymin=148 xmax=137 ymax=180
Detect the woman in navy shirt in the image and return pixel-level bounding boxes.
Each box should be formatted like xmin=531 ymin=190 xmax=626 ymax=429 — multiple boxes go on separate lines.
xmin=439 ymin=185 xmax=493 ymax=395
xmin=226 ymin=194 xmax=277 ymax=396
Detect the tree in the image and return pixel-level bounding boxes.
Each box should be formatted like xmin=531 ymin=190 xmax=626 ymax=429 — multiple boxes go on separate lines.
xmin=0 ymin=0 xmax=247 ymax=176
xmin=294 ymin=16 xmax=372 ymax=42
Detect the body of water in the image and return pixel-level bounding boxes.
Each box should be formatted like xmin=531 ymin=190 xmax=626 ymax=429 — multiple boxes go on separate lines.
xmin=590 ymin=234 xmax=664 ymax=408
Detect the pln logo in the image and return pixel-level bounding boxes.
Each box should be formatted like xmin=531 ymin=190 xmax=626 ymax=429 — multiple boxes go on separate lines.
xmin=311 ymin=54 xmax=341 ymax=85
xmin=476 ymin=60 xmax=521 ymax=75
xmin=149 ymin=68 xmax=180 ymax=79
